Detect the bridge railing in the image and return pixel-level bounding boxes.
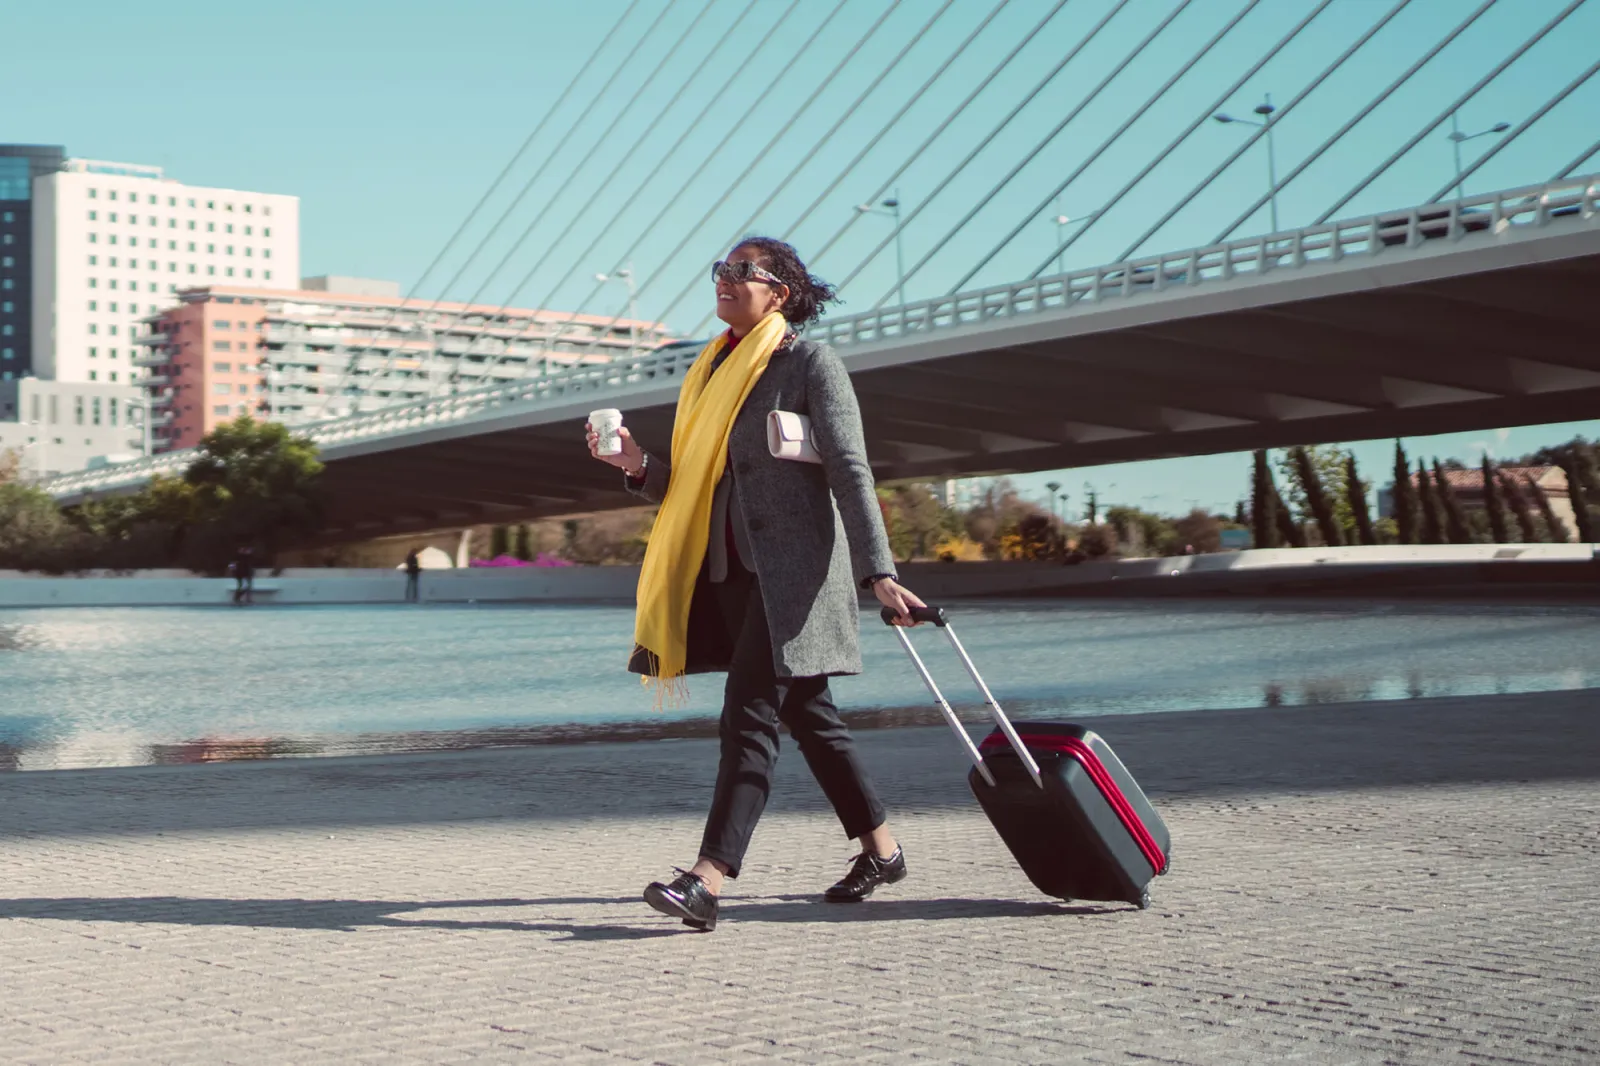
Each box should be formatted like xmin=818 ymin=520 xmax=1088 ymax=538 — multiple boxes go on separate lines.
xmin=38 ymin=174 xmax=1597 ymax=501
xmin=814 ymin=174 xmax=1597 ymax=346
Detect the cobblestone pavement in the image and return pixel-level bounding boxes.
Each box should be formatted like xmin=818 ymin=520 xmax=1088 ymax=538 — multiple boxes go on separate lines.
xmin=1 ymin=690 xmax=1596 ymax=1065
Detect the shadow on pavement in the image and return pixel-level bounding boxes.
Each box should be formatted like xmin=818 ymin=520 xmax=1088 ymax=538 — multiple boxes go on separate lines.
xmin=0 ymin=893 xmax=1098 ymax=940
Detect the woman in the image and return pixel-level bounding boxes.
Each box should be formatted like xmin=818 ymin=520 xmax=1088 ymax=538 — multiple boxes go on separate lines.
xmin=585 ymin=237 xmax=926 ymax=932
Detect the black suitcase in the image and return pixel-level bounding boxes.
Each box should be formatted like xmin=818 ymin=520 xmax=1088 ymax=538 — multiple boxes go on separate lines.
xmin=882 ymin=606 xmax=1171 ymax=909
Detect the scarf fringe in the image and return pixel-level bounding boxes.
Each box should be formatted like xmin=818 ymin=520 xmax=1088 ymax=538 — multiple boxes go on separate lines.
xmin=633 ymin=646 xmax=691 ymax=711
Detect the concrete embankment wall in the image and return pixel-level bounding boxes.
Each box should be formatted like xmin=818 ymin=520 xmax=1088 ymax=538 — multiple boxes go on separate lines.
xmin=1 ymin=543 xmax=1595 ymax=608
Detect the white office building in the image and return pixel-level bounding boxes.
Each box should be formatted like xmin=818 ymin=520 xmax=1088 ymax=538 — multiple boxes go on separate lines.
xmin=29 ymin=159 xmax=299 ymax=384
xmin=0 ymin=377 xmax=146 ymax=477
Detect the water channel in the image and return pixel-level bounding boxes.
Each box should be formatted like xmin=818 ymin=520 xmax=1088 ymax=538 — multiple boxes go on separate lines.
xmin=2 ymin=599 xmax=1596 ymax=771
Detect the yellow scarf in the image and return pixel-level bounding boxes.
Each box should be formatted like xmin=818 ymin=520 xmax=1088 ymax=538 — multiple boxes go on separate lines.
xmin=632 ymin=311 xmax=789 ymax=695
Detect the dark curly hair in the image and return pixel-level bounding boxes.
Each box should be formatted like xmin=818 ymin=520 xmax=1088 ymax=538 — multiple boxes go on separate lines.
xmin=731 ymin=235 xmax=840 ymax=331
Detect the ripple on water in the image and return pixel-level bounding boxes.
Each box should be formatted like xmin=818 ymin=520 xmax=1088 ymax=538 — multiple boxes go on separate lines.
xmin=0 ymin=600 xmax=1596 ymax=770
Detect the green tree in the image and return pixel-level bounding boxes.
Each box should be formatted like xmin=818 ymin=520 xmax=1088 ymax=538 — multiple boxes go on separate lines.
xmin=1107 ymin=506 xmax=1178 ymax=557
xmin=1344 ymin=454 xmax=1376 ymax=545
xmin=1498 ymin=471 xmax=1539 ymax=542
xmin=1481 ymin=454 xmax=1509 ymax=543
xmin=1271 ymin=477 xmax=1305 ymax=547
xmin=1415 ymin=462 xmax=1443 ymax=545
xmin=1523 ymin=473 xmax=1570 ymax=542
xmin=513 ymin=523 xmax=533 ymax=561
xmin=1558 ymin=450 xmax=1595 ymax=543
xmin=0 ymin=482 xmax=73 ymax=568
xmin=1278 ymin=444 xmax=1351 ymax=536
xmin=490 ymin=525 xmax=511 ymax=558
xmin=1431 ymin=459 xmax=1473 ymax=544
xmin=1392 ymin=440 xmax=1418 ymax=545
xmin=1250 ymin=450 xmax=1280 ymax=549
xmin=182 ymin=415 xmax=324 ymax=567
xmin=1289 ymin=446 xmax=1343 ymax=546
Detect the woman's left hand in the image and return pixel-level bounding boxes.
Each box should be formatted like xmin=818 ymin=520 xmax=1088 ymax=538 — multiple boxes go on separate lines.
xmin=873 ymin=577 xmax=928 ymax=626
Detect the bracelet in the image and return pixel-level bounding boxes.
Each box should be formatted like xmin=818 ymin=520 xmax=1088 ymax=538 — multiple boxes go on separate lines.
xmin=623 ymin=454 xmax=648 ymax=480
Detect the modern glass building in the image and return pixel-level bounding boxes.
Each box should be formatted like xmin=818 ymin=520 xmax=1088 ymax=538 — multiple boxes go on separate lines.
xmin=0 ymin=145 xmax=66 ymax=381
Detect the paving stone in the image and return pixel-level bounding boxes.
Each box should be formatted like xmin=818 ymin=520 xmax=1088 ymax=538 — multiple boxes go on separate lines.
xmin=1 ymin=690 xmax=1597 ymax=1064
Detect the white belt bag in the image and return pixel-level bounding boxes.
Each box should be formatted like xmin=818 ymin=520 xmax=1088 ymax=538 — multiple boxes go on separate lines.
xmin=766 ymin=409 xmax=823 ymax=464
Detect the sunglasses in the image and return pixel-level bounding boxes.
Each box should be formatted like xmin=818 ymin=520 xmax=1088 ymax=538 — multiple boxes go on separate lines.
xmin=711 ymin=259 xmax=787 ymax=288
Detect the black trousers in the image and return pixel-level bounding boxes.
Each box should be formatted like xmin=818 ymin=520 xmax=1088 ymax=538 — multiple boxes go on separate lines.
xmin=698 ymin=564 xmax=886 ymax=878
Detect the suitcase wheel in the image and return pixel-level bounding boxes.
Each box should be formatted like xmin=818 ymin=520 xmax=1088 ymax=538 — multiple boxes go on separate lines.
xmin=1137 ymin=889 xmax=1151 ymax=911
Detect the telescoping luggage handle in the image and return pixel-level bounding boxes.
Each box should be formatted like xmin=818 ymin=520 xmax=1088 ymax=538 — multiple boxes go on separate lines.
xmin=881 ymin=606 xmax=1043 ymax=789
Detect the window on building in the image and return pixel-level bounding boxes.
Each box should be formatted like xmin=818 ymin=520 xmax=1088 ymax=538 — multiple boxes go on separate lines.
xmin=89 ymin=278 xmax=98 ymax=288
xmin=92 ymin=398 xmax=102 ymax=426
xmin=108 ymin=191 xmax=116 ymax=201
xmin=109 ymin=212 xmax=117 ymax=222
xmin=109 ymin=371 xmax=118 ymax=382
xmin=206 ymin=201 xmax=214 ymax=210
xmin=1 ymin=257 xmax=12 ymax=268
xmin=187 ymin=220 xmax=195 ymax=231
xmin=1 ymin=325 xmax=11 ymax=337
xmin=88 ymin=347 xmax=97 ymax=358
xmin=187 ymin=242 xmax=195 ymax=252
xmin=109 ymin=325 xmax=117 ymax=336
xmin=213 ymin=383 xmax=232 ymax=395
xmin=188 ymin=265 xmax=196 ymax=274
xmin=187 ymin=198 xmax=195 ymax=208
xmin=214 ymin=361 xmax=231 ymax=373
xmin=238 ymin=384 xmax=251 ymax=395
xmin=213 ymin=341 xmax=231 ymax=352
xmin=88 ymin=255 xmax=97 ymax=266
xmin=88 ymin=301 xmax=97 ymax=311
xmin=226 ymin=268 xmax=234 ymax=277
xmin=88 ymin=370 xmax=97 ymax=381
xmin=89 ymin=324 xmax=98 ymax=335
xmin=206 ymin=244 xmax=215 ymax=253
xmin=88 ymin=210 xmax=97 ymax=221
xmin=244 ymin=269 xmax=253 ymax=279
xmin=89 ymin=233 xmax=97 ymax=243
xmin=109 ymin=398 xmax=119 ymax=424
xmin=213 ymin=405 xmax=230 ymax=415
xmin=1 ymin=348 xmax=12 ymax=361
xmin=207 ymin=267 xmax=215 ymax=276
xmin=264 ymin=271 xmax=272 ymax=281
xmin=75 ymin=396 xmax=85 ymax=424
xmin=89 ymin=189 xmax=98 ymax=199
xmin=263 ymin=227 xmax=272 ymax=237
xmin=215 ymin=320 xmax=230 ymax=330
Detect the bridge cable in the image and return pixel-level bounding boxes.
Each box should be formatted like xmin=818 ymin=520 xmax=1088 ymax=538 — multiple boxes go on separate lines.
xmin=1023 ymin=0 xmax=1331 ymax=279
xmin=948 ymin=0 xmax=1258 ymax=297
xmin=412 ymin=0 xmax=857 ymax=393
xmin=828 ymin=0 xmax=1132 ymax=299
xmin=315 ymin=0 xmax=683 ymax=416
xmin=652 ymin=0 xmax=967 ymax=338
xmin=1111 ymin=0 xmax=1404 ymax=263
xmin=1314 ymin=0 xmax=1586 ymax=223
xmin=1209 ymin=0 xmax=1490 ymax=245
xmin=1424 ymin=58 xmax=1600 ymax=203
xmin=872 ymin=0 xmax=1197 ymax=308
xmin=420 ymin=0 xmax=772 ymax=394
xmin=445 ymin=0 xmax=805 ymax=388
xmin=447 ymin=0 xmax=856 ymax=386
xmin=804 ymin=0 xmax=1072 ymax=271
xmin=775 ymin=0 xmax=1015 ymax=246
xmin=408 ymin=0 xmax=722 ymax=394
xmin=547 ymin=0 xmax=903 ymax=347
xmin=1555 ymin=137 xmax=1600 ymax=179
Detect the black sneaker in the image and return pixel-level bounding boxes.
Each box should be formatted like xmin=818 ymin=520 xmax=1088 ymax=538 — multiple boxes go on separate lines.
xmin=644 ymin=869 xmax=719 ymax=931
xmin=824 ymin=847 xmax=907 ymax=902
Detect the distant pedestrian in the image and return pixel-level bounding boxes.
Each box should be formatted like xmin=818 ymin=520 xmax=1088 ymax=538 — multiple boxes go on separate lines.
xmin=232 ymin=546 xmax=255 ymax=605
xmin=587 ymin=236 xmax=927 ymax=932
xmin=404 ymin=549 xmax=422 ymax=603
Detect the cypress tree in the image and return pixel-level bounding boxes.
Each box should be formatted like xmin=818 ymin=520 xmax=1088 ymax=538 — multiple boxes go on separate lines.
xmin=513 ymin=523 xmax=533 ymax=561
xmin=1558 ymin=451 xmax=1595 ymax=543
xmin=1251 ymin=450 xmax=1279 ymax=548
xmin=1345 ymin=453 xmax=1376 ymax=545
xmin=1392 ymin=440 xmax=1418 ymax=544
xmin=490 ymin=524 xmax=511 ymax=557
xmin=1416 ymin=461 xmax=1443 ymax=545
xmin=1291 ymin=446 xmax=1343 ymax=546
xmin=1524 ymin=473 xmax=1571 ymax=542
xmin=1432 ymin=460 xmax=1473 ymax=544
xmin=1271 ymin=478 xmax=1305 ymax=547
xmin=1499 ymin=472 xmax=1539 ymax=542
xmin=1481 ymin=454 xmax=1509 ymax=543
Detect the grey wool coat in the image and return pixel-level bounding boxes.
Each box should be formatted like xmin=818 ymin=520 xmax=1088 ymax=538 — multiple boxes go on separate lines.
xmin=626 ymin=337 xmax=896 ymax=678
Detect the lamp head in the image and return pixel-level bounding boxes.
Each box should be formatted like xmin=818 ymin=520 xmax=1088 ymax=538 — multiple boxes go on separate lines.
xmin=881 ymin=197 xmax=899 ymax=209
xmin=1252 ymin=102 xmax=1275 ymax=118
xmin=854 ymin=204 xmax=872 ymax=213
xmin=1490 ymin=121 xmax=1510 ymax=133
xmin=1212 ymin=113 xmax=1234 ymax=123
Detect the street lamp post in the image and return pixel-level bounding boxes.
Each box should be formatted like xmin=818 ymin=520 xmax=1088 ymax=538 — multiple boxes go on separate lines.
xmin=1448 ymin=113 xmax=1511 ymax=200
xmin=1044 ymin=480 xmax=1062 ymax=554
xmin=1213 ymin=93 xmax=1280 ymax=233
xmin=1047 ymin=203 xmax=1101 ymax=277
xmin=595 ymin=265 xmax=639 ymax=356
xmin=856 ymin=189 xmax=906 ymax=308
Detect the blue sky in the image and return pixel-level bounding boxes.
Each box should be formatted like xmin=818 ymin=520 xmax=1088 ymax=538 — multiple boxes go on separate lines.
xmin=7 ymin=0 xmax=1599 ymax=513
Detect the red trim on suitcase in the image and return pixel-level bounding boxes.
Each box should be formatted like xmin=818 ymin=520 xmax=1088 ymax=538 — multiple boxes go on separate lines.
xmin=980 ymin=733 xmax=1168 ymax=875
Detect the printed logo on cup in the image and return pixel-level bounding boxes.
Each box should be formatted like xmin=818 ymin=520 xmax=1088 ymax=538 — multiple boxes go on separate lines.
xmin=590 ymin=409 xmax=624 ymax=456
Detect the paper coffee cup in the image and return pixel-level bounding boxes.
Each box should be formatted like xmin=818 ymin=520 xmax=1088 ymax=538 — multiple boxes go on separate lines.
xmin=590 ymin=408 xmax=624 ymax=456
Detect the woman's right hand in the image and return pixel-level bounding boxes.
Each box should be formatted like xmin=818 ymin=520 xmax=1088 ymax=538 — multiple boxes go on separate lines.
xmin=585 ymin=421 xmax=645 ymax=475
